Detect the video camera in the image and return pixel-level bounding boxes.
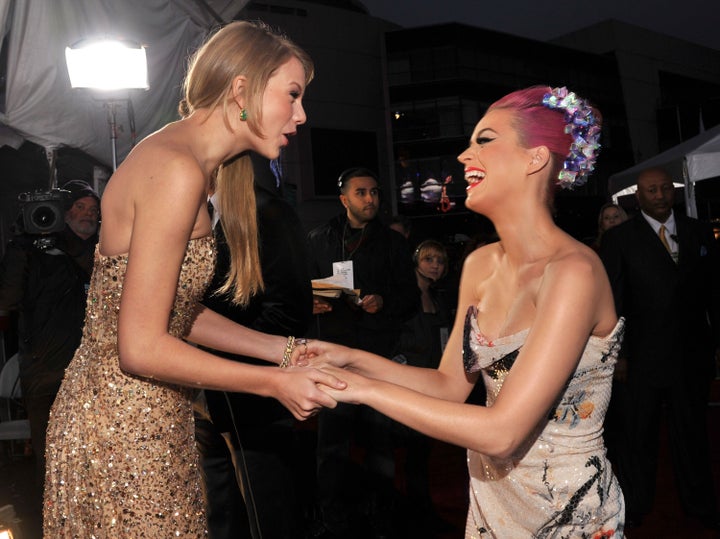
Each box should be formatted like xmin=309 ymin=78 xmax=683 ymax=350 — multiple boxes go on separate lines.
xmin=17 ymin=188 xmax=70 ymax=235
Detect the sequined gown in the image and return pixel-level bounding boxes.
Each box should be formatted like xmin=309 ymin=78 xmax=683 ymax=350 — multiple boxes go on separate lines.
xmin=463 ymin=307 xmax=625 ymax=538
xmin=44 ymin=236 xmax=215 ymax=537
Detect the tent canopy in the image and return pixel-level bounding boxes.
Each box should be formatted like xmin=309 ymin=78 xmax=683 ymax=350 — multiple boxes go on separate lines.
xmin=0 ymin=0 xmax=248 ymax=170
xmin=608 ymin=123 xmax=720 ymax=216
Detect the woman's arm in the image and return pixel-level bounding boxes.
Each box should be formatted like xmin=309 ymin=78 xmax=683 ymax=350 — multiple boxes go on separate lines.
xmin=317 ymin=250 xmax=611 ymax=457
xmin=111 ymin=150 xmax=344 ymax=419
xmin=186 ymin=304 xmax=289 ymax=364
xmin=303 ymin=249 xmax=495 ymax=402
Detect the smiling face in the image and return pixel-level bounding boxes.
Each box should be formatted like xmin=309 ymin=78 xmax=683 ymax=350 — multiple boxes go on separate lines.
xmin=457 ymin=108 xmax=534 ymax=214
xmin=252 ymin=56 xmax=308 ymax=159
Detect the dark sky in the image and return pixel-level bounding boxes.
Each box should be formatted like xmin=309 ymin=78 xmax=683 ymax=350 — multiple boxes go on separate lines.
xmin=359 ymin=0 xmax=720 ymax=52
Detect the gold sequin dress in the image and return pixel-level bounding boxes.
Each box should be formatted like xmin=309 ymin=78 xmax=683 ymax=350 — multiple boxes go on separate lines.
xmin=44 ymin=236 xmax=215 ymax=537
xmin=462 ymin=307 xmax=625 ymax=538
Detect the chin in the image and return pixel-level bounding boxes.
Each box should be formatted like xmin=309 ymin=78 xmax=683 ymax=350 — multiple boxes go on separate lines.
xmin=256 ymin=147 xmax=281 ymax=160
xmin=464 ymin=196 xmax=482 ymax=214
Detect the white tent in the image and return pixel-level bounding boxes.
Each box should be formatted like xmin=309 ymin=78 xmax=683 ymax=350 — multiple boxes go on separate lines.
xmin=608 ymin=123 xmax=720 ymax=217
xmin=0 ymin=0 xmax=248 ymax=171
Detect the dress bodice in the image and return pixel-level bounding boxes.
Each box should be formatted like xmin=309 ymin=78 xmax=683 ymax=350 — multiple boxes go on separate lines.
xmin=83 ymin=235 xmax=216 ymax=347
xmin=461 ymin=305 xmax=626 ymax=538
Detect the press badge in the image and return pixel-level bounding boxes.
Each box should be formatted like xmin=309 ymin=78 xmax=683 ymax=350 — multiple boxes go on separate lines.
xmin=332 ymin=260 xmax=354 ymax=290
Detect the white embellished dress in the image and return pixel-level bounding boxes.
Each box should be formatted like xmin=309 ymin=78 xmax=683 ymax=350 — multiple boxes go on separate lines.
xmin=44 ymin=236 xmax=215 ymax=537
xmin=462 ymin=306 xmax=625 ymax=538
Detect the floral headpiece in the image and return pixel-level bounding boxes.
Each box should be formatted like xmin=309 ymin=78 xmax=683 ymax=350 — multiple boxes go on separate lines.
xmin=542 ymin=87 xmax=601 ymax=189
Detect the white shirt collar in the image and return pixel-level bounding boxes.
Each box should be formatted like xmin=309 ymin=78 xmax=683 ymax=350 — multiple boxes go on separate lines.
xmin=641 ymin=209 xmax=675 ymax=235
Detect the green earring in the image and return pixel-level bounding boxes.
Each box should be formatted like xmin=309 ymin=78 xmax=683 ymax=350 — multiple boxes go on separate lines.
xmin=240 ymin=108 xmax=248 ymax=121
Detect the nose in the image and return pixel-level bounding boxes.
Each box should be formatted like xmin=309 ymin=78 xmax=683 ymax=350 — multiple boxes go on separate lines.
xmin=294 ymin=102 xmax=307 ymax=125
xmin=457 ymin=148 xmax=470 ymax=164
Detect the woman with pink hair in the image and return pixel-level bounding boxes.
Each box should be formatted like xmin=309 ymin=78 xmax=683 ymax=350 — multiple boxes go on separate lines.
xmin=302 ymin=86 xmax=625 ymax=537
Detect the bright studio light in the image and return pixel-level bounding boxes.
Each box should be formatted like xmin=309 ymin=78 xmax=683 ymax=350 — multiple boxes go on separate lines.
xmin=65 ymin=39 xmax=148 ymax=90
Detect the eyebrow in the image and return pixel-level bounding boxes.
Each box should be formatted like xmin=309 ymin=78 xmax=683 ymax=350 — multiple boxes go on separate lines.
xmin=475 ymin=127 xmax=497 ymax=137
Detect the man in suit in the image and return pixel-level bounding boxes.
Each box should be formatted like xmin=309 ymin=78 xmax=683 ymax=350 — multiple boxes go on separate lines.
xmin=600 ymin=167 xmax=720 ymax=529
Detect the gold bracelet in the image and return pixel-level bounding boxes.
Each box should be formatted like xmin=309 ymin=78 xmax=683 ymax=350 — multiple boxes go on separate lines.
xmin=280 ymin=335 xmax=295 ymax=368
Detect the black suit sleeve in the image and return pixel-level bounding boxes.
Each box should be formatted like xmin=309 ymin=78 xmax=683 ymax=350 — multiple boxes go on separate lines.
xmin=599 ymin=225 xmax=625 ymax=317
xmin=698 ymin=222 xmax=720 ymax=347
xmin=380 ymin=230 xmax=421 ymax=324
xmin=203 ymin=191 xmax=313 ymax=338
xmin=250 ymin=193 xmax=313 ymax=336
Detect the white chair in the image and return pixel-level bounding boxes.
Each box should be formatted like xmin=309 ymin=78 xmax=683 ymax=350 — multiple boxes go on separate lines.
xmin=0 ymin=354 xmax=31 ymax=454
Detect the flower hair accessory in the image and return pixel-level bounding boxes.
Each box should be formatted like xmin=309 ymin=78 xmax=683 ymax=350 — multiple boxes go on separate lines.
xmin=542 ymin=87 xmax=601 ymax=189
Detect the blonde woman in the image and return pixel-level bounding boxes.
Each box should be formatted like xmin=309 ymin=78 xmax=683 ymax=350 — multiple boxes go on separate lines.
xmin=592 ymin=202 xmax=628 ymax=251
xmin=43 ymin=21 xmax=344 ymax=536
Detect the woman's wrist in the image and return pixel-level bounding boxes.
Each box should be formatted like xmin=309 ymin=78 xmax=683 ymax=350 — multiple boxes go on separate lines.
xmin=279 ymin=335 xmax=308 ymax=368
xmin=280 ymin=336 xmax=295 ymax=368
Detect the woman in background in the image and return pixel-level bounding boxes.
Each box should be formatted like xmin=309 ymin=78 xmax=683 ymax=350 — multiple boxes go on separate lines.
xmin=393 ymin=239 xmax=454 ymax=532
xmin=591 ymin=202 xmax=628 ymax=251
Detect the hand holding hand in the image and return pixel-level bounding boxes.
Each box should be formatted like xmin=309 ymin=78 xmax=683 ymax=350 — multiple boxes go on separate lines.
xmin=315 ymin=364 xmax=371 ymax=405
xmin=294 ymin=339 xmax=355 ymax=370
xmin=272 ymin=366 xmax=346 ymax=421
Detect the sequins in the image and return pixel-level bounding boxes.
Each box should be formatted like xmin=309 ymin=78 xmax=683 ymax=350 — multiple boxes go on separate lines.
xmin=44 ymin=236 xmax=214 ymax=537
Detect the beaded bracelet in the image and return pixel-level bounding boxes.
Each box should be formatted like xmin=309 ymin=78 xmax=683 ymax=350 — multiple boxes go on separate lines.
xmin=280 ymin=335 xmax=295 ymax=368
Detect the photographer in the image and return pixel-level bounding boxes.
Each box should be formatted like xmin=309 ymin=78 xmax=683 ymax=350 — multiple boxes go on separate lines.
xmin=0 ymin=179 xmax=99 ymax=508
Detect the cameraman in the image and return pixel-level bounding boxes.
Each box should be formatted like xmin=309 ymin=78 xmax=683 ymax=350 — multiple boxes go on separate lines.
xmin=0 ymin=179 xmax=99 ymax=502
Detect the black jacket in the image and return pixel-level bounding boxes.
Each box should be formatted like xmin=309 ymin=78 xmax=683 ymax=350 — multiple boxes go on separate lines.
xmin=394 ymin=280 xmax=453 ymax=369
xmin=202 ymin=176 xmax=314 ymax=429
xmin=600 ymin=212 xmax=720 ymax=385
xmin=0 ymin=226 xmax=97 ymax=396
xmin=306 ymin=214 xmax=420 ymax=356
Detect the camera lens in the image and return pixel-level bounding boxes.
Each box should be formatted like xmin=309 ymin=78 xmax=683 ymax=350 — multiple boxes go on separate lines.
xmin=32 ymin=205 xmax=59 ymax=229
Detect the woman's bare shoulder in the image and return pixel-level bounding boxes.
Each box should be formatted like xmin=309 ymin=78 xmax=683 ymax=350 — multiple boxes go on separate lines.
xmin=463 ymin=241 xmax=502 ymax=268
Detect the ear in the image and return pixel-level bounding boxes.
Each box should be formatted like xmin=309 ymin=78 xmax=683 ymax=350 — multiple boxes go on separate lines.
xmin=339 ymin=194 xmax=348 ymax=208
xmin=527 ymin=145 xmax=550 ymax=176
xmin=231 ymin=75 xmax=247 ymax=107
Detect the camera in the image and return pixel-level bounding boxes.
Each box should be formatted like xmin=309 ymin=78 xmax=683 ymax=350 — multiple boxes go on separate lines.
xmin=17 ymin=188 xmax=70 ymax=235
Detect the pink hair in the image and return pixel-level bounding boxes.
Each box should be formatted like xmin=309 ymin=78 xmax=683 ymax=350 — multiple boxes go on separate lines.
xmin=487 ymin=85 xmax=601 ymax=182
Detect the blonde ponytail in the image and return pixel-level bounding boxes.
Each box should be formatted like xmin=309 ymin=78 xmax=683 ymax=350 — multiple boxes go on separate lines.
xmin=214 ymin=154 xmax=264 ymax=306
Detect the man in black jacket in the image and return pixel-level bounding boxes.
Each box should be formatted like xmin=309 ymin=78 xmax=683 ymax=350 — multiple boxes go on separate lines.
xmin=0 ymin=179 xmax=99 ymax=514
xmin=307 ymin=167 xmax=419 ymax=539
xmin=195 ymin=153 xmax=314 ymax=538
xmin=600 ymin=167 xmax=720 ymax=529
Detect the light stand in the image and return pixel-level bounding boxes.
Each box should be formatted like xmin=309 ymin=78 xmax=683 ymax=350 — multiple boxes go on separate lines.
xmin=65 ymin=39 xmax=148 ymax=171
xmin=106 ymin=100 xmax=122 ymax=171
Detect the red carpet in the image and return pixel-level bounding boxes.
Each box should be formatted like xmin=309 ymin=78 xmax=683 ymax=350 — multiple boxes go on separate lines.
xmin=2 ymin=381 xmax=719 ymax=538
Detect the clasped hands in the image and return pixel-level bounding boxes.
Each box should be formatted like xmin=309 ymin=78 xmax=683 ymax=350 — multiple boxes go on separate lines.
xmin=287 ymin=339 xmax=369 ymax=412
